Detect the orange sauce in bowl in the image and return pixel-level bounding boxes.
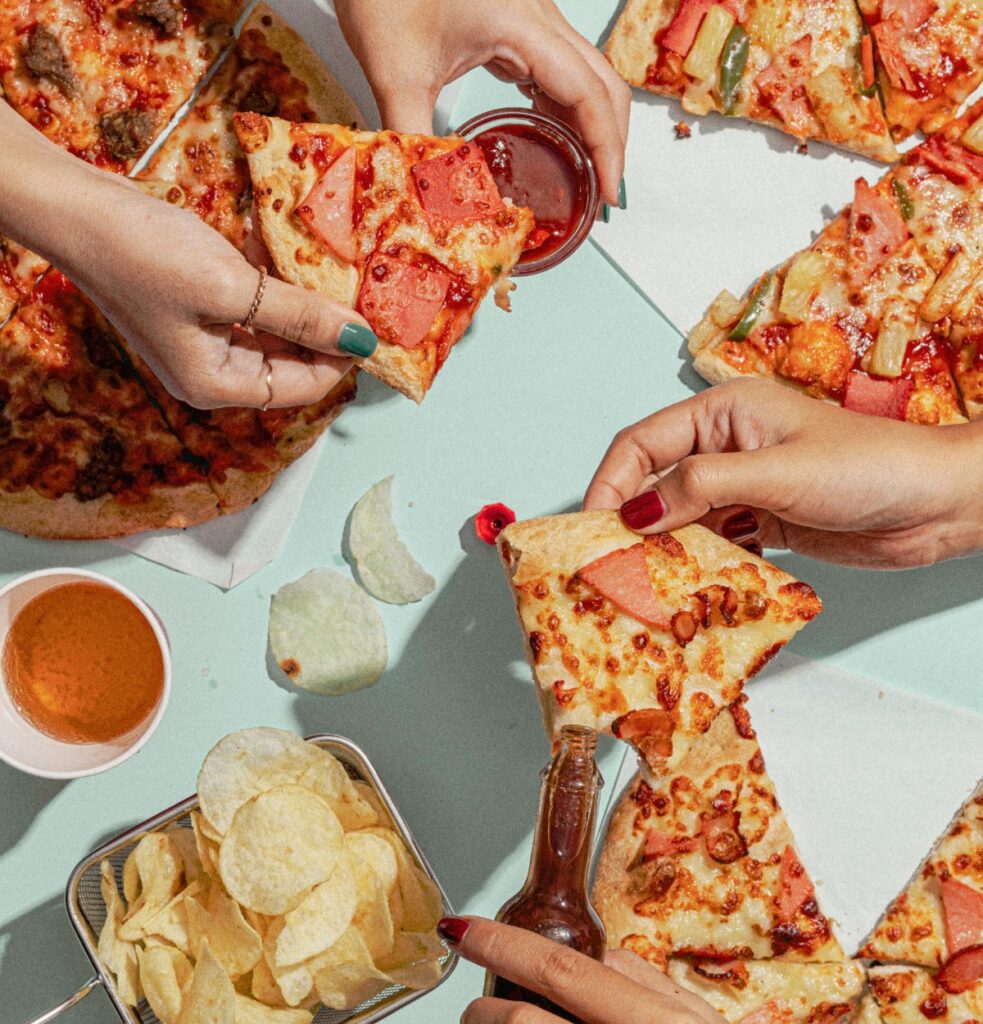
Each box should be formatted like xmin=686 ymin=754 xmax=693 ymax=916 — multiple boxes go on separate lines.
xmin=3 ymin=582 xmax=164 ymax=744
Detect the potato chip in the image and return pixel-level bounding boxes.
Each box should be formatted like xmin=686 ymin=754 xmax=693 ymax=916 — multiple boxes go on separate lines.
xmin=251 ymin=953 xmax=287 ymax=1008
xmin=346 ymin=832 xmax=398 ymax=896
xmin=122 ymin=847 xmax=141 ymax=905
xmin=165 ymin=826 xmax=203 ymax=884
xmin=119 ymin=833 xmax=184 ymax=940
xmin=220 ymin=785 xmax=344 ymax=915
xmin=297 ymin=756 xmax=378 ymax=832
xmin=348 ymin=859 xmax=395 ymax=961
xmin=200 ymin=886 xmax=263 ymax=977
xmin=268 ymin=568 xmax=387 ymax=695
xmin=275 ymin=855 xmax=358 ymax=967
xmin=233 ymin=993 xmax=312 ymax=1024
xmin=191 ymin=812 xmax=221 ymax=877
xmin=311 ymin=927 xmax=391 ymax=1011
xmin=138 ymin=945 xmax=191 ymax=1024
xmin=363 ymin=828 xmax=442 ymax=933
xmin=385 ymin=957 xmax=443 ymax=991
xmin=263 ymin=921 xmax=315 ymax=1007
xmin=348 ymin=476 xmax=436 ymax=605
xmin=197 ymin=728 xmax=322 ymax=836
xmin=97 ymin=860 xmax=141 ymax=1006
xmin=180 ymin=939 xmax=235 ymax=1024
xmin=353 ymin=780 xmax=388 ymax=822
xmin=142 ymin=881 xmax=202 ymax=954
xmin=378 ymin=931 xmax=447 ymax=970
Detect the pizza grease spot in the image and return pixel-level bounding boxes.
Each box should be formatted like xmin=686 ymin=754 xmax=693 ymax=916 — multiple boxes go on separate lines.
xmin=279 ymin=657 xmax=300 ymax=679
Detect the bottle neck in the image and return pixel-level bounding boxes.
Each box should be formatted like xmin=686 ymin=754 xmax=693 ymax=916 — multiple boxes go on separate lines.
xmin=521 ymin=733 xmax=601 ymax=900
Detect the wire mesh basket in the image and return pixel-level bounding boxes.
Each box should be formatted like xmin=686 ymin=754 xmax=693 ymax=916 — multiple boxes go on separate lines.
xmin=26 ymin=734 xmax=458 ymax=1024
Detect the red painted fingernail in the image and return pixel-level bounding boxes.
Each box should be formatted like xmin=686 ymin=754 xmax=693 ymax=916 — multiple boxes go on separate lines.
xmin=722 ymin=510 xmax=758 ymax=541
xmin=741 ymin=540 xmax=763 ymax=557
xmin=437 ymin=917 xmax=470 ymax=945
xmin=620 ymin=490 xmax=666 ymax=530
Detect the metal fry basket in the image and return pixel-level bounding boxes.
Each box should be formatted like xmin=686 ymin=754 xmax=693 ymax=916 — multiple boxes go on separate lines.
xmin=26 ymin=734 xmax=458 ymax=1024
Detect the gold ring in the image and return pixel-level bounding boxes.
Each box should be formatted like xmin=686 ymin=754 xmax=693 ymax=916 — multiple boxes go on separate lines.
xmin=262 ymin=358 xmax=274 ymax=412
xmin=242 ymin=266 xmax=268 ymax=331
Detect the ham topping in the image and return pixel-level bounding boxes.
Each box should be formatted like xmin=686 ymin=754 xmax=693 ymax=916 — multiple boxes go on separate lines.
xmin=938 ymin=944 xmax=983 ymax=994
xmin=357 ymin=253 xmax=449 ymax=349
xmin=843 ymin=370 xmax=913 ymax=420
xmin=661 ymin=0 xmax=742 ymax=57
xmin=847 ymin=177 xmax=908 ymax=288
xmin=411 ymin=144 xmax=505 ymax=227
xmin=754 ymin=36 xmax=815 ymax=138
xmin=295 ymin=146 xmax=357 ymax=264
xmin=777 ymin=845 xmax=815 ymax=922
xmin=577 ymin=543 xmax=670 ymax=628
xmin=911 ymin=136 xmax=983 ymax=186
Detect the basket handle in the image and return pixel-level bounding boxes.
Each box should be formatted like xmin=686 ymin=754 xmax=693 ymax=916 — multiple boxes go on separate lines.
xmin=22 ymin=976 xmax=102 ymax=1024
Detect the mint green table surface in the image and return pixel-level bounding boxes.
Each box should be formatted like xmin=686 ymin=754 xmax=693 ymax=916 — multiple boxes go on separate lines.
xmin=2 ymin=3 xmax=982 ymax=1020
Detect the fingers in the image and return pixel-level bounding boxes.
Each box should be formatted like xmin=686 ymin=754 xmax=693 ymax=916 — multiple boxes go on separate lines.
xmin=442 ymin=917 xmax=704 ymax=1024
xmin=583 ymin=381 xmax=795 ymax=514
xmin=462 ymin=997 xmax=564 ymax=1024
xmin=603 ymin=950 xmax=727 ymax=1024
xmin=247 ymin=275 xmax=378 ymax=360
xmin=519 ymin=31 xmax=627 ymax=204
xmin=373 ymin=83 xmax=437 ymax=135
xmin=617 ymin=448 xmax=794 ymax=534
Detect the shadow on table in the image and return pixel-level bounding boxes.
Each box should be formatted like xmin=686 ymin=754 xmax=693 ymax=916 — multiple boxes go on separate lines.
xmin=0 ymin=761 xmax=66 ymax=859
xmin=773 ymin=550 xmax=983 ymax=657
xmin=0 ymin=895 xmax=109 ymax=1024
xmin=289 ymin=524 xmax=553 ymax=913
xmin=0 ymin=537 xmax=118 ymax=577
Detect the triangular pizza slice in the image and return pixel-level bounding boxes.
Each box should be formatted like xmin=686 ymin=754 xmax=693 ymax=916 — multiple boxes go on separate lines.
xmin=687 ymin=141 xmax=971 ymax=425
xmin=234 ymin=112 xmax=534 ymax=402
xmin=859 ymin=0 xmax=983 ymax=141
xmin=859 ymin=779 xmax=983 ymax=970
xmin=497 ymin=510 xmax=821 ymax=774
xmin=593 ymin=698 xmax=843 ymax=964
xmin=868 ymin=965 xmax=983 ymax=1024
xmin=667 ymin=958 xmax=865 ymax=1024
xmin=606 ymin=0 xmax=896 ymax=160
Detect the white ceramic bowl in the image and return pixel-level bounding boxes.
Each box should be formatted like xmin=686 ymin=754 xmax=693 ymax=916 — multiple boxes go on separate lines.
xmin=0 ymin=568 xmax=171 ymax=779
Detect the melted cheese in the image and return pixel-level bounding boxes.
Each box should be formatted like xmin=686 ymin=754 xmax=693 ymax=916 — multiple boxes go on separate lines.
xmin=669 ymin=959 xmax=865 ymax=1023
xmin=869 ymin=967 xmax=983 ymax=1024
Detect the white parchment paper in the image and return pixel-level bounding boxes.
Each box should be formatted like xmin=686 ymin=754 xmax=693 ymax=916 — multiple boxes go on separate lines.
xmin=115 ymin=0 xmax=462 ymax=587
xmin=591 ymin=94 xmax=899 ymax=335
xmin=601 ymin=650 xmax=983 ymax=955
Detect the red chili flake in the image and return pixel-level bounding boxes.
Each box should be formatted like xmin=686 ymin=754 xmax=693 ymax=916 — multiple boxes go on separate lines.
xmin=474 ymin=502 xmax=516 ymax=544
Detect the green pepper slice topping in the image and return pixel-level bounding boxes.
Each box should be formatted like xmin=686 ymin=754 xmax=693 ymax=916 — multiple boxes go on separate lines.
xmin=719 ymin=25 xmax=749 ymax=116
xmin=729 ymin=272 xmax=773 ymax=341
xmin=892 ymin=179 xmax=914 ymax=221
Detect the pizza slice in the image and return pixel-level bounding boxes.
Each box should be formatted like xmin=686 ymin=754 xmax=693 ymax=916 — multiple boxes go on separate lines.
xmin=138 ymin=2 xmax=365 ymax=250
xmin=858 ymin=779 xmax=983 ymax=969
xmin=0 ymin=235 xmax=49 ymax=322
xmin=0 ymin=0 xmax=243 ymax=172
xmin=606 ymin=0 xmax=897 ymax=161
xmin=858 ymin=0 xmax=983 ymax=140
xmin=234 ymin=112 xmax=535 ymax=402
xmin=497 ymin=510 xmax=821 ymax=774
xmin=593 ymin=698 xmax=843 ymax=964
xmin=687 ymin=164 xmax=966 ymax=425
xmin=868 ymin=965 xmax=983 ymax=1024
xmin=667 ymin=958 xmax=865 ymax=1023
xmin=0 ymin=272 xmax=219 ymax=538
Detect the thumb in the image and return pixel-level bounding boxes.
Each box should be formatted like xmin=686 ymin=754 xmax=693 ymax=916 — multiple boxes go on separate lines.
xmin=619 ymin=450 xmax=789 ymax=535
xmin=372 ymin=85 xmax=436 ymax=135
xmin=250 ymin=276 xmax=378 ymax=359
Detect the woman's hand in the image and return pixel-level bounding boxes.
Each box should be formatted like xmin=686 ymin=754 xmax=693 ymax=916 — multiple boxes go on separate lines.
xmin=584 ymin=378 xmax=983 ymax=569
xmin=334 ymin=0 xmax=630 ymax=206
xmin=439 ymin=915 xmax=725 ymax=1024
xmin=0 ymin=103 xmax=376 ymax=410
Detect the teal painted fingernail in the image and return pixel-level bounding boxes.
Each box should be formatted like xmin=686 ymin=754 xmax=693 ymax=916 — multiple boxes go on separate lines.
xmin=339 ymin=322 xmax=377 ymax=357
xmin=618 ymin=177 xmax=627 ymax=210
xmin=601 ymin=203 xmax=610 ymax=223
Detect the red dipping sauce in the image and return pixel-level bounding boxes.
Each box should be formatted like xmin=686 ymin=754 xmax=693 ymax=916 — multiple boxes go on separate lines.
xmin=458 ymin=108 xmax=599 ymax=275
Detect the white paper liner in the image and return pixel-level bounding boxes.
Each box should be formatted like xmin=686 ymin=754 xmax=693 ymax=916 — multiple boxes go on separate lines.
xmin=600 ymin=650 xmax=983 ymax=956
xmin=114 ymin=0 xmax=462 ymax=587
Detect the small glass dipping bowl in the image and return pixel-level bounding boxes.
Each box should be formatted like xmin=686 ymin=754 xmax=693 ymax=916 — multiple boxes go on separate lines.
xmin=457 ymin=107 xmax=600 ymax=276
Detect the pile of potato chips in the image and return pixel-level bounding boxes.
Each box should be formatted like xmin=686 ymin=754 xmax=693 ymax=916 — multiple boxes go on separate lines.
xmin=97 ymin=728 xmax=447 ymax=1023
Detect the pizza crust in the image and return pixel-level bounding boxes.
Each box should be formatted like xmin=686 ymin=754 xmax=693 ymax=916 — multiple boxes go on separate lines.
xmin=0 ymin=480 xmax=220 ymax=540
xmin=244 ymin=4 xmax=366 ymax=129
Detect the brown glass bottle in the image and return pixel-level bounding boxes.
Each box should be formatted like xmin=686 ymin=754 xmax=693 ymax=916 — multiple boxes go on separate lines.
xmin=486 ymin=725 xmax=606 ymax=1022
